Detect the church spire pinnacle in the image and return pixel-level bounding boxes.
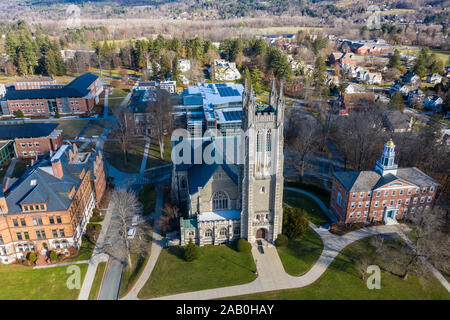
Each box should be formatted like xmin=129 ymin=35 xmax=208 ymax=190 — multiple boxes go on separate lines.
xmin=269 ymin=77 xmax=277 ymax=106
xmin=375 ymin=138 xmax=398 ymax=176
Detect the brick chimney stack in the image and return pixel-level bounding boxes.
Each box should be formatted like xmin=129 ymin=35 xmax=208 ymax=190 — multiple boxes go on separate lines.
xmin=51 ymin=159 xmax=64 ymax=179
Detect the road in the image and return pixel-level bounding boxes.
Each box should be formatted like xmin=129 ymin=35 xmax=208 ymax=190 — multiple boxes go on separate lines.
xmin=98 ymin=258 xmax=124 ymax=300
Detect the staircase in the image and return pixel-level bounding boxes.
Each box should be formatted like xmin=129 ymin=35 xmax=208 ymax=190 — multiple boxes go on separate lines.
xmin=385 ymin=217 xmax=398 ymax=225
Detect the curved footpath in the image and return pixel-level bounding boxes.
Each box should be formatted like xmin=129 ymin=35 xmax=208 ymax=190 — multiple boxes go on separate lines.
xmin=122 ymin=187 xmax=449 ymax=300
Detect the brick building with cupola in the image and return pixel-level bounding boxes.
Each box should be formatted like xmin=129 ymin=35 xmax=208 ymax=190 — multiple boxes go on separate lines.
xmin=0 ymin=143 xmax=106 ymax=264
xmin=330 ymin=139 xmax=440 ymax=224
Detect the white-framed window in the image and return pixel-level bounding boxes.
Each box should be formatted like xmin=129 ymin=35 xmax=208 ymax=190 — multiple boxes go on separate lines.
xmin=422 ymin=187 xmax=427 ymax=193
xmin=420 ymin=197 xmax=425 ymax=204
xmin=411 ymin=207 xmax=416 ymax=213
xmin=373 ymin=211 xmax=377 ymax=217
xmin=374 ymin=201 xmax=379 ymax=207
xmin=367 ymin=191 xmax=372 ymax=197
xmin=219 ymin=228 xmax=227 ymax=236
xmin=390 ymin=200 xmax=394 ymax=206
xmin=425 ymin=206 xmax=430 ymax=211
xmin=350 ymin=202 xmax=355 ymax=209
xmin=358 ymin=202 xmax=362 ymax=208
xmin=415 ymin=188 xmax=419 ymax=194
xmin=430 ymin=186 xmax=434 ymax=192
xmin=376 ymin=191 xmax=381 ymax=197
xmin=349 ymin=212 xmax=354 ymax=218
xmin=403 ymin=208 xmax=408 ymax=214
xmin=205 ymin=229 xmax=212 ymax=237
xmin=364 ymin=211 xmax=368 ymax=217
xmin=365 ymin=201 xmax=370 ymax=207
xmin=356 ymin=212 xmax=361 ymax=218
xmin=405 ymin=199 xmax=410 ymax=205
xmin=392 ymin=190 xmax=396 ymax=196
xmin=384 ymin=190 xmax=389 ymax=196
xmin=399 ymin=189 xmax=404 ymax=195
xmin=360 ymin=192 xmax=364 ymax=198
xmin=382 ymin=200 xmax=387 ymax=206
xmin=427 ymin=196 xmax=432 ymax=203
xmin=413 ymin=197 xmax=418 ymax=204
xmin=407 ymin=189 xmax=412 ymax=195
xmin=397 ymin=199 xmax=402 ymax=205
xmin=352 ymin=192 xmax=356 ymax=198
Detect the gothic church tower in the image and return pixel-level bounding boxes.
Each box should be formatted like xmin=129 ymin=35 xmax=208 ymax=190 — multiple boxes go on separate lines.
xmin=240 ymin=78 xmax=284 ymax=243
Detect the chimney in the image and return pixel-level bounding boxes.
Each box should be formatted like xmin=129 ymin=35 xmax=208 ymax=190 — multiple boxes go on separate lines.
xmin=51 ymin=159 xmax=64 ymax=179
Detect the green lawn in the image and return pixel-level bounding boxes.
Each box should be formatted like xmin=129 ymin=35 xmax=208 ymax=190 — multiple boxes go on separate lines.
xmin=284 ymin=180 xmax=331 ymax=207
xmin=283 ymin=190 xmax=330 ymax=226
xmin=138 ymin=183 xmax=157 ymax=216
xmin=82 ymin=120 xmax=107 ymax=137
xmin=277 ymin=227 xmax=323 ymax=276
xmin=0 ymin=263 xmax=88 ymax=300
xmin=88 ymin=262 xmax=106 ymax=300
xmin=138 ymin=244 xmax=257 ymax=299
xmin=51 ymin=120 xmax=89 ymax=140
xmin=66 ymin=235 xmax=96 ymax=262
xmin=103 ymin=139 xmax=146 ymax=173
xmin=147 ymin=135 xmax=172 ymax=168
xmin=231 ymin=237 xmax=450 ymax=300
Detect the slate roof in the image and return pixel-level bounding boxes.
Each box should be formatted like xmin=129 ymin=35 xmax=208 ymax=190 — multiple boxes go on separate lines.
xmin=188 ymin=163 xmax=238 ymax=195
xmin=0 ymin=122 xmax=58 ymax=139
xmin=334 ymin=166 xmax=440 ymax=192
xmin=4 ymin=73 xmax=98 ymax=100
xmin=2 ymin=143 xmax=102 ymax=214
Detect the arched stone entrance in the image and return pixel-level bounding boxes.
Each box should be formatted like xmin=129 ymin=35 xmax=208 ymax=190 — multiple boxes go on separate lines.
xmin=256 ymin=228 xmax=267 ymax=239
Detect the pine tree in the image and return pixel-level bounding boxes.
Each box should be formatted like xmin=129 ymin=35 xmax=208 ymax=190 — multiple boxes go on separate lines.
xmin=184 ymin=239 xmax=199 ymax=262
xmin=17 ymin=52 xmax=28 ymax=75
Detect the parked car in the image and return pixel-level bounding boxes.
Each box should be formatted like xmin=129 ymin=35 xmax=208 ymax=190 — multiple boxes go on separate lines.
xmin=131 ymin=215 xmax=139 ymax=226
xmin=127 ymin=227 xmax=136 ymax=239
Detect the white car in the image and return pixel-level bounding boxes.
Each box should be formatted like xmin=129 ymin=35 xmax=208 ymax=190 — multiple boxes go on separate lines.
xmin=127 ymin=227 xmax=136 ymax=239
xmin=131 ymin=215 xmax=139 ymax=226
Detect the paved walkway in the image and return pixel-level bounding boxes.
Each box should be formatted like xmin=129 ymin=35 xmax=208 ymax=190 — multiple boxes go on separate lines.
xmin=140 ymin=138 xmax=151 ymax=175
xmin=33 ymin=259 xmax=89 ymax=269
xmin=150 ymin=224 xmax=400 ymax=300
xmin=103 ymin=89 xmax=109 ymax=119
xmin=121 ymin=186 xmax=165 ymax=300
xmin=78 ymin=197 xmax=115 ymax=300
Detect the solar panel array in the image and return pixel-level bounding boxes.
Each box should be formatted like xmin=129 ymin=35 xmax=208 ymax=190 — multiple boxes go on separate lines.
xmin=222 ymin=110 xmax=242 ymax=121
xmin=217 ymin=86 xmax=240 ymax=97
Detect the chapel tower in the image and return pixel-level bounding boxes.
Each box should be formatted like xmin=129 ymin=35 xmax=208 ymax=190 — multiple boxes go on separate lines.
xmin=240 ymin=78 xmax=284 ymax=243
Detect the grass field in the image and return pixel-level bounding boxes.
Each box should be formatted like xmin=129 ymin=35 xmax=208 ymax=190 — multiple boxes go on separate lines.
xmin=230 ymin=236 xmax=450 ymax=300
xmin=103 ymin=139 xmax=146 ymax=173
xmin=82 ymin=120 xmax=107 ymax=137
xmin=52 ymin=120 xmax=89 ymax=140
xmin=137 ymin=244 xmax=257 ymax=299
xmin=0 ymin=263 xmax=88 ymax=300
xmin=66 ymin=235 xmax=96 ymax=262
xmin=88 ymin=262 xmax=106 ymax=300
xmin=277 ymin=227 xmax=323 ymax=276
xmin=147 ymin=135 xmax=172 ymax=168
xmin=283 ymin=190 xmax=330 ymax=226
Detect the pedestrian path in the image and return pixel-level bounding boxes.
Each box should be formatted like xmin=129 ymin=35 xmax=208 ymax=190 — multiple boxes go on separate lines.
xmin=140 ymin=138 xmax=151 ymax=175
xmin=121 ymin=186 xmax=165 ymax=300
xmin=33 ymin=259 xmax=89 ymax=269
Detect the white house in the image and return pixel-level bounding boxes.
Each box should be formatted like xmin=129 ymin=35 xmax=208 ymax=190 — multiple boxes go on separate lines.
xmin=424 ymin=95 xmax=444 ymax=111
xmin=426 ymin=73 xmax=442 ymax=84
xmin=178 ymin=59 xmax=191 ymax=73
xmin=213 ymin=59 xmax=241 ymax=81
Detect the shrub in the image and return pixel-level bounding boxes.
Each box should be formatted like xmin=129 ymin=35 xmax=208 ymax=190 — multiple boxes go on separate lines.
xmin=237 ymin=238 xmax=252 ymax=253
xmin=28 ymin=252 xmax=37 ymax=263
xmin=89 ymin=216 xmax=104 ymax=223
xmin=275 ymin=234 xmax=288 ymax=247
xmin=184 ymin=239 xmax=199 ymax=262
xmin=49 ymin=251 xmax=58 ymax=262
xmin=16 ymin=110 xmax=24 ymax=118
xmin=282 ymin=205 xmax=309 ymax=239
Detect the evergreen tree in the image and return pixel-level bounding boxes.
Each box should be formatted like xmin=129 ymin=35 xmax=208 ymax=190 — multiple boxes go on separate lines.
xmin=413 ymin=54 xmax=426 ymax=78
xmin=388 ymin=49 xmax=402 ymax=71
xmin=17 ymin=52 xmax=28 ymax=75
xmin=389 ymin=92 xmax=405 ymax=112
xmin=282 ymin=205 xmax=309 ymax=239
xmin=184 ymin=239 xmax=199 ymax=262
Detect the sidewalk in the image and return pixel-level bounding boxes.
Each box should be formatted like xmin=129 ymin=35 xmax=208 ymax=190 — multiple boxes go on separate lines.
xmin=121 ymin=186 xmax=164 ymax=300
xmin=78 ymin=198 xmax=115 ymax=300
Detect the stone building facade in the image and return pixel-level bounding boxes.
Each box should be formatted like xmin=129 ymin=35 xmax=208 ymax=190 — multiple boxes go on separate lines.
xmin=176 ymin=79 xmax=284 ymax=246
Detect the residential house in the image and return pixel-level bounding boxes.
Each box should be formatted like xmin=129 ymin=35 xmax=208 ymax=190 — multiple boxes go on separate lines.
xmin=426 ymin=73 xmax=442 ymax=84
xmin=213 ymin=59 xmax=241 ymax=81
xmin=407 ymin=89 xmax=425 ymax=107
xmin=178 ymin=59 xmax=191 ymax=73
xmin=383 ymin=110 xmax=413 ymax=132
xmin=424 ymin=95 xmax=444 ymax=111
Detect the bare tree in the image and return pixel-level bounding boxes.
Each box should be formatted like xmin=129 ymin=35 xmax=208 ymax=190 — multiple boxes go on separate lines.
xmin=145 ymin=89 xmax=174 ymax=159
xmin=372 ymin=207 xmax=449 ymax=281
xmin=158 ymin=203 xmax=181 ymax=235
xmin=108 ymin=188 xmax=149 ymax=268
xmin=285 ymin=110 xmax=321 ymax=178
xmin=113 ymin=107 xmax=131 ymax=166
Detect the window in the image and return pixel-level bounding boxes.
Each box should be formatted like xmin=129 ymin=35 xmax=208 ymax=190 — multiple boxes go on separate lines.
xmin=420 ymin=197 xmax=425 ymax=204
xmin=24 ymin=232 xmax=29 ymax=240
xmin=56 ymin=216 xmax=62 ymax=224
xmin=405 ymin=199 xmax=410 ymax=205
xmin=390 ymin=200 xmax=394 ymax=206
xmin=376 ymin=191 xmax=381 ymax=197
xmin=0 ymin=235 xmax=3 ymax=245
xmin=367 ymin=191 xmax=372 ymax=197
xmin=266 ymin=130 xmax=271 ymax=152
xmin=374 ymin=201 xmax=379 ymax=207
xmin=205 ymin=229 xmax=212 ymax=237
xmin=373 ymin=211 xmax=377 ymax=217
xmin=336 ymin=192 xmax=342 ymax=206
xmin=407 ymin=189 xmax=412 ymax=195
xmin=20 ymin=218 xmax=26 ymax=226
xmin=260 ymin=187 xmax=265 ymax=193
xmin=399 ymin=189 xmax=404 ymax=195
xmin=52 ymin=230 xmax=58 ymax=238
xmin=55 ymin=241 xmax=60 ymax=249
xmin=360 ymin=192 xmax=364 ymax=198
xmin=422 ymin=187 xmax=427 ymax=193
xmin=364 ymin=211 xmax=368 ymax=217
xmin=415 ymin=188 xmax=419 ymax=194
xmin=256 ymin=131 xmax=262 ymax=152
xmin=34 ymin=142 xmax=39 ymax=147
xmin=356 ymin=212 xmax=361 ymax=218
xmin=413 ymin=197 xmax=418 ymax=204
xmin=41 ymin=230 xmax=46 ymax=239
xmin=382 ymin=200 xmax=387 ymax=207
xmin=430 ymin=186 xmax=434 ymax=192
xmin=219 ymin=228 xmax=227 ymax=236
xmin=28 ymin=142 xmax=32 ymax=147
xmin=392 ymin=190 xmax=396 ymax=196
xmin=427 ymin=196 xmax=432 ymax=203
xmin=234 ymin=227 xmax=240 ymax=235
xmin=16 ymin=232 xmax=22 ymax=241
xmin=358 ymin=202 xmax=362 ymax=208
xmin=12 ymin=219 xmax=18 ymax=227
xmin=403 ymin=208 xmax=408 ymax=214
xmin=350 ymin=202 xmax=355 ymax=209
xmin=349 ymin=212 xmax=354 ymax=218
xmin=411 ymin=207 xmax=416 ymax=213
xmin=384 ymin=190 xmax=389 ymax=196
xmin=398 ymin=199 xmax=402 ymax=205
xmin=365 ymin=201 xmax=370 ymax=208
xmin=36 ymin=230 xmax=41 ymax=239
xmin=352 ymin=192 xmax=356 ymax=198
xmin=61 ymin=240 xmax=68 ymax=248
xmin=40 ymin=205 xmax=44 ymax=210
xmin=212 ymin=191 xmax=228 ymax=210
xmin=49 ymin=216 xmax=55 ymax=224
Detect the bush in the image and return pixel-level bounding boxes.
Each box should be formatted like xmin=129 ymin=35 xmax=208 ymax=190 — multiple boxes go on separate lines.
xmin=275 ymin=234 xmax=288 ymax=247
xmin=49 ymin=251 xmax=58 ymax=262
xmin=28 ymin=252 xmax=37 ymax=263
xmin=16 ymin=110 xmax=24 ymax=118
xmin=283 ymin=205 xmax=309 ymax=239
xmin=184 ymin=239 xmax=199 ymax=262
xmin=89 ymin=216 xmax=104 ymax=223
xmin=237 ymin=238 xmax=252 ymax=253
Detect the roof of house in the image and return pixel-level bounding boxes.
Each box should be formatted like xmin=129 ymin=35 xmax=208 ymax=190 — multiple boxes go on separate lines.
xmin=384 ymin=110 xmax=411 ymax=131
xmin=4 ymin=73 xmax=98 ymax=100
xmin=188 ymin=163 xmax=238 ymax=195
xmin=0 ymin=122 xmax=59 ymax=139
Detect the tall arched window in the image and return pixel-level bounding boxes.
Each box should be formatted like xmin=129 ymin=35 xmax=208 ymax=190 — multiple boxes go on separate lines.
xmin=266 ymin=130 xmax=271 ymax=152
xmin=219 ymin=228 xmax=227 ymax=236
xmin=212 ymin=191 xmax=228 ymax=210
xmin=256 ymin=131 xmax=262 ymax=152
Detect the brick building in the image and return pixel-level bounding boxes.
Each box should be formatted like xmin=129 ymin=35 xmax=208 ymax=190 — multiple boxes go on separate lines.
xmin=0 ymin=119 xmax=62 ymax=159
xmin=1 ymin=73 xmax=103 ymax=117
xmin=0 ymin=143 xmax=107 ymax=264
xmin=330 ymin=139 xmax=440 ymax=224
